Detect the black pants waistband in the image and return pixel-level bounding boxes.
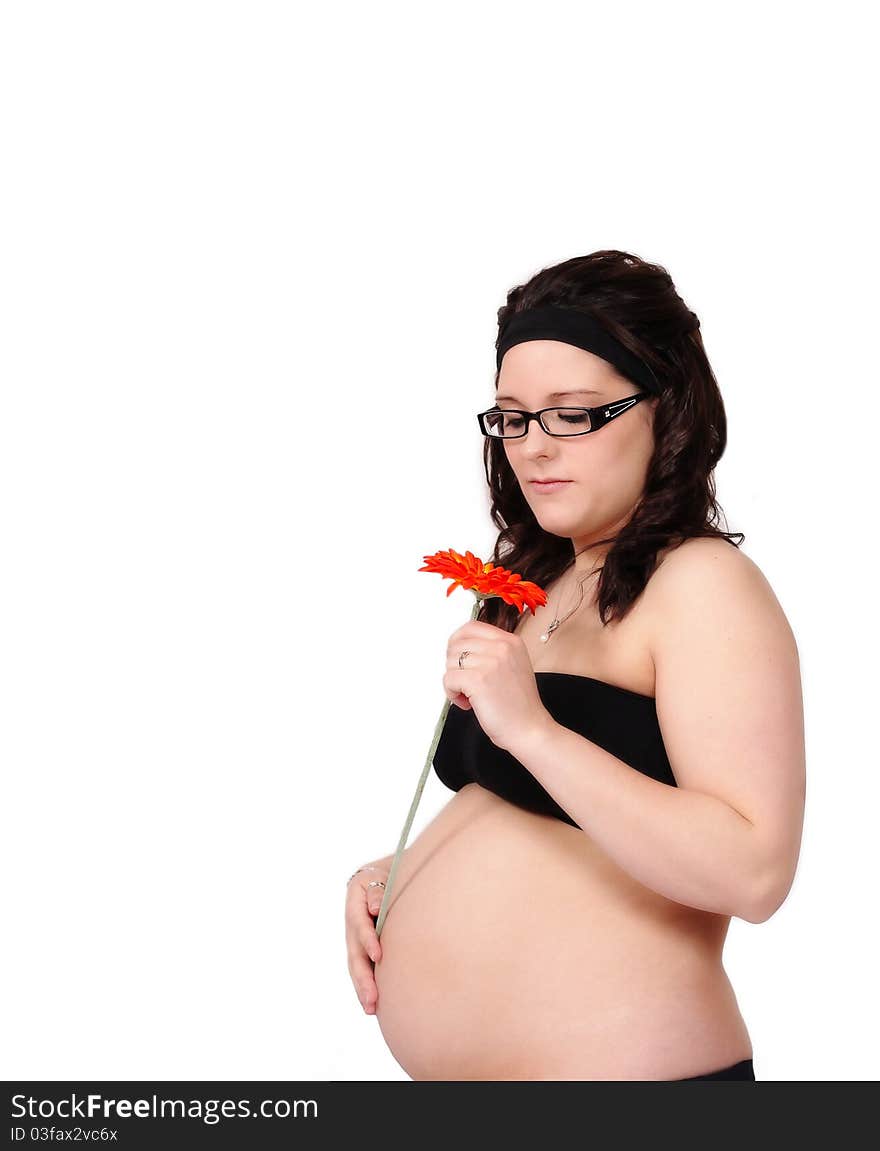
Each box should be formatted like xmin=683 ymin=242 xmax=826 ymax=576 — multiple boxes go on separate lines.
xmin=672 ymin=1057 xmax=756 ymax=1082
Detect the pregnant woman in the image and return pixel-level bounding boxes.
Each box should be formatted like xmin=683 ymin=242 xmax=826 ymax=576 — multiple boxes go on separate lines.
xmin=345 ymin=249 xmax=806 ymax=1081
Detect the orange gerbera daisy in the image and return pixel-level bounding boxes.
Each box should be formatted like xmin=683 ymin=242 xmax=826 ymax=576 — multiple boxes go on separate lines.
xmin=373 ymin=549 xmax=547 ymax=939
xmin=418 ymin=548 xmax=548 ymax=613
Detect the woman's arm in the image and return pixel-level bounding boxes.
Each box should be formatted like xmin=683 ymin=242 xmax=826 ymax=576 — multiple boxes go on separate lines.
xmin=508 ymin=539 xmax=806 ymax=923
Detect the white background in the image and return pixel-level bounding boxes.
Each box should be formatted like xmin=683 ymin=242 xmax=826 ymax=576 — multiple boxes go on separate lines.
xmin=2 ymin=1 xmax=877 ymax=1082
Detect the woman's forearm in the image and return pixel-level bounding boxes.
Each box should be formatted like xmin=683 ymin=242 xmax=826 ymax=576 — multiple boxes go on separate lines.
xmin=509 ymin=717 xmax=766 ymax=922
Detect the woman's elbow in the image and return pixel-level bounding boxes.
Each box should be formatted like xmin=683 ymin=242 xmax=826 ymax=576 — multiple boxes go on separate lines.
xmin=744 ymin=860 xmax=797 ymax=924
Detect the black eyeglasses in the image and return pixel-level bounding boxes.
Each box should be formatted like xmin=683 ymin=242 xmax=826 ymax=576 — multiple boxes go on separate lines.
xmin=476 ymin=392 xmax=652 ymax=439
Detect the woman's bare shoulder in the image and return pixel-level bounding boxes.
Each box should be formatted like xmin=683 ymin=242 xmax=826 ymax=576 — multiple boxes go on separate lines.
xmin=646 ymin=535 xmax=798 ymax=659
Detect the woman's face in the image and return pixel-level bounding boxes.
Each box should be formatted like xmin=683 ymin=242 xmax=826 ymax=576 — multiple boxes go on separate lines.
xmin=497 ymin=340 xmax=658 ymax=550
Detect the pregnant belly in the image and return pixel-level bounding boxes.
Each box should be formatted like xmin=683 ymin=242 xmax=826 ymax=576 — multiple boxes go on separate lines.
xmin=373 ymin=783 xmax=751 ymax=1081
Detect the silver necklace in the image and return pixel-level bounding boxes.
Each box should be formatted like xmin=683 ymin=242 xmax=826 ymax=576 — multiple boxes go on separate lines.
xmin=539 ymin=569 xmax=589 ymax=643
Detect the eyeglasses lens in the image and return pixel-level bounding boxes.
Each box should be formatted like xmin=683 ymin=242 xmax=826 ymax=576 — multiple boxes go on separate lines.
xmin=483 ymin=407 xmax=593 ymax=437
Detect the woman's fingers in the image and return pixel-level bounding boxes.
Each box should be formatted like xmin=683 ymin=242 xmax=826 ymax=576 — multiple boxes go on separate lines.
xmin=348 ymin=949 xmax=379 ymax=1013
xmin=345 ymin=873 xmax=387 ymax=1013
xmin=361 ymin=886 xmax=384 ymax=961
xmin=365 ymin=885 xmax=384 ymax=918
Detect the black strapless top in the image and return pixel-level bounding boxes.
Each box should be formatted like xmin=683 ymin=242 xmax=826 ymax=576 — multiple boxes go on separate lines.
xmin=432 ymin=671 xmax=676 ymax=829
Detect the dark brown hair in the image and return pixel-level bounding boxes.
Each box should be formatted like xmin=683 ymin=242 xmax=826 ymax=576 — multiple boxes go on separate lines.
xmin=477 ymin=249 xmax=744 ymax=632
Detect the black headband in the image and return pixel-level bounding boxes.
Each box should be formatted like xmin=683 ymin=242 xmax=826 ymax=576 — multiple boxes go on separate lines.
xmin=495 ymin=304 xmax=661 ymax=395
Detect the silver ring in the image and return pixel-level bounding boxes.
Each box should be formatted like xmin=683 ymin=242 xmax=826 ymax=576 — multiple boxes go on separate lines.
xmin=366 ymin=880 xmax=386 ymax=890
xmin=458 ymin=649 xmax=470 ymax=668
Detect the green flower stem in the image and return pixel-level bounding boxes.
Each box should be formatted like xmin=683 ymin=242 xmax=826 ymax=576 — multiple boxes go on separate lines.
xmin=374 ymin=592 xmax=484 ymax=939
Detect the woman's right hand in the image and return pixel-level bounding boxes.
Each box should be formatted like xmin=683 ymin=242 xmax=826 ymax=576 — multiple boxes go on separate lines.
xmin=345 ymin=864 xmax=388 ymax=1014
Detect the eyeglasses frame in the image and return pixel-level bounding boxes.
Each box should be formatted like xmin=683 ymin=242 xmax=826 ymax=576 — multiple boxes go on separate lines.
xmin=476 ymin=391 xmax=653 ymax=439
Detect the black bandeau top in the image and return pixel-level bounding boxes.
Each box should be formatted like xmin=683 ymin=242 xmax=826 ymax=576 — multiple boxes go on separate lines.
xmin=432 ymin=671 xmax=677 ymax=829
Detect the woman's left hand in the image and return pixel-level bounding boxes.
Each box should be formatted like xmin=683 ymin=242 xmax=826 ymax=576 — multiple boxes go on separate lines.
xmin=444 ymin=620 xmax=552 ymax=754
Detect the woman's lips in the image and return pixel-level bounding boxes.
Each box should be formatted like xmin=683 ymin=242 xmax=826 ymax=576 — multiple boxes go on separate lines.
xmin=530 ymin=480 xmax=572 ymax=493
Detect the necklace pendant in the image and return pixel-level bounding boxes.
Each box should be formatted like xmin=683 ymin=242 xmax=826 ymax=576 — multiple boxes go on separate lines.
xmin=539 ymin=619 xmax=560 ymax=643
